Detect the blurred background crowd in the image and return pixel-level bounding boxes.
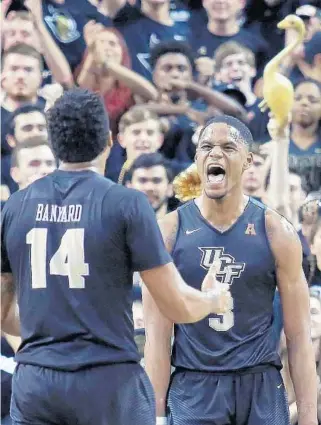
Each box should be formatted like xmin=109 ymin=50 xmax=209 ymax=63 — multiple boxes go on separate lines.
xmin=1 ymin=0 xmax=321 ymax=423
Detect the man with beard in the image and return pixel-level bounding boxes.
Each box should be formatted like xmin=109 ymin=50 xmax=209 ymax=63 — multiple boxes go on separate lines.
xmin=126 ymin=152 xmax=173 ymax=219
xmin=1 ymin=44 xmax=45 ymax=130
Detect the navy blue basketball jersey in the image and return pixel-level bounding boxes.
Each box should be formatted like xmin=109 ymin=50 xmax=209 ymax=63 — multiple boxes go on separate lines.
xmin=1 ymin=170 xmax=171 ymax=371
xmin=171 ymin=198 xmax=281 ymax=371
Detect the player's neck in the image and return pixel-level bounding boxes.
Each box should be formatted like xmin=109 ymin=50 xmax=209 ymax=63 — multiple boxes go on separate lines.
xmin=198 ymin=190 xmax=248 ymax=230
xmin=207 ymin=18 xmax=239 ymax=36
xmin=59 ymin=162 xmax=98 ymax=173
xmin=141 ymin=1 xmax=173 ymax=25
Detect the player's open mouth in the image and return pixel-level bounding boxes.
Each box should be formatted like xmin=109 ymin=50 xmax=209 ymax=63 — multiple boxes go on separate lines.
xmin=207 ymin=164 xmax=226 ymax=184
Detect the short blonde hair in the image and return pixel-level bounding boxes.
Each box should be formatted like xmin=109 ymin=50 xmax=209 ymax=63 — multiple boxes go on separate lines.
xmin=214 ymin=41 xmax=256 ymax=72
xmin=118 ymin=108 xmax=161 ymax=133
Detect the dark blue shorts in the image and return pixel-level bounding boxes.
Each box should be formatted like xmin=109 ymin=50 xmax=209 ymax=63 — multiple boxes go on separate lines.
xmin=11 ymin=362 xmax=155 ymax=425
xmin=167 ymin=365 xmax=290 ymax=425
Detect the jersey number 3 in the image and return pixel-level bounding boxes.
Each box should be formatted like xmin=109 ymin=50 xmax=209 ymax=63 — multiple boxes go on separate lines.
xmin=209 ymin=296 xmax=234 ymax=332
xmin=26 ymin=228 xmax=89 ymax=289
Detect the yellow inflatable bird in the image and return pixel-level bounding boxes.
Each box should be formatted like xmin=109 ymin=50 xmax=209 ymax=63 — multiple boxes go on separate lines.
xmin=259 ymin=15 xmax=306 ymax=130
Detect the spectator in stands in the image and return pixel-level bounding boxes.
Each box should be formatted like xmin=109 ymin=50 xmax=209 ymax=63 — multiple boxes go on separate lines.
xmin=106 ymin=108 xmax=165 ymax=182
xmin=299 ymin=192 xmax=321 ymax=246
xmin=298 ymin=31 xmax=321 ymax=83
xmin=309 ymin=216 xmax=321 ymax=287
xmin=280 ymin=284 xmax=321 ymax=424
xmin=21 ymin=0 xmax=112 ymax=73
xmin=2 ymin=10 xmax=40 ymax=51
xmin=289 ymin=79 xmax=321 ymax=191
xmin=143 ymin=40 xmax=247 ymax=161
xmin=190 ymin=0 xmax=268 ymax=76
xmin=289 ymin=170 xmax=308 ymax=230
xmin=1 ymin=45 xmax=46 ymax=192
xmin=2 ymin=104 xmax=48 ymax=194
xmin=1 ymin=44 xmax=44 ymax=115
xmin=3 ymin=5 xmax=73 ymax=88
xmin=112 ymin=0 xmax=190 ymax=79
xmin=242 ymin=145 xmax=270 ymax=204
xmin=5 ymin=104 xmax=47 ymax=150
xmin=126 ymin=152 xmax=173 ymax=219
xmin=11 ymin=137 xmax=56 ymax=190
xmin=76 ymin=21 xmax=158 ymax=134
xmin=213 ymin=41 xmax=270 ymax=141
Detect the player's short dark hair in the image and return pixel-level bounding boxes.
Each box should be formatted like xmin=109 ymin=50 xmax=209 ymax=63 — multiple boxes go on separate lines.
xmin=198 ymin=115 xmax=253 ymax=146
xmin=47 ymin=88 xmax=110 ymax=163
xmin=11 ymin=135 xmax=53 ymax=167
xmin=2 ymin=43 xmax=43 ymax=71
xmin=150 ymin=40 xmax=195 ymax=72
xmin=7 ymin=103 xmax=45 ymax=136
xmin=127 ymin=153 xmax=174 ymax=183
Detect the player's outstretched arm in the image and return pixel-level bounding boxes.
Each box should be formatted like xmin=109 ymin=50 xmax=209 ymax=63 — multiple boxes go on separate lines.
xmin=140 ymin=211 xmax=231 ymax=324
xmin=266 ymin=210 xmax=318 ymax=425
xmin=143 ymin=283 xmax=172 ymax=418
xmin=1 ymin=273 xmax=20 ymax=336
xmin=143 ymin=211 xmax=177 ymax=418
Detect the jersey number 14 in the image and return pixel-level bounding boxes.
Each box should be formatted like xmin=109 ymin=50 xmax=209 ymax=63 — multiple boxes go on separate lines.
xmin=26 ymin=228 xmax=89 ymax=289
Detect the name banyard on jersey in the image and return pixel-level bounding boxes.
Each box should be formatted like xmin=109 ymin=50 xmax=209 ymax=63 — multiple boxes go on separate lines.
xmin=1 ymin=170 xmax=171 ymax=371
xmin=171 ymin=198 xmax=281 ymax=371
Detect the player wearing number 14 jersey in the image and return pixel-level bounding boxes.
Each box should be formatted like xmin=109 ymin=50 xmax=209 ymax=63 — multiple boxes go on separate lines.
xmin=1 ymin=89 xmax=232 ymax=425
xmin=143 ymin=116 xmax=318 ymax=425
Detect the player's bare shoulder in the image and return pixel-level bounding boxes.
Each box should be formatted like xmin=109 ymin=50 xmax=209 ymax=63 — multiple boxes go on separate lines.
xmin=265 ymin=208 xmax=302 ymax=267
xmin=158 ymin=210 xmax=179 ymax=253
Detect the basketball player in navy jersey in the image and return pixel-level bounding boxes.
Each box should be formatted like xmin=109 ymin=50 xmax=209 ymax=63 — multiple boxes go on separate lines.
xmin=1 ymin=89 xmax=231 ymax=425
xmin=143 ymin=115 xmax=318 ymax=425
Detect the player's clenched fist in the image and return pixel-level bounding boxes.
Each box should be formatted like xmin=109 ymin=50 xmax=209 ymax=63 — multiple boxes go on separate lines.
xmin=201 ymin=261 xmax=233 ymax=315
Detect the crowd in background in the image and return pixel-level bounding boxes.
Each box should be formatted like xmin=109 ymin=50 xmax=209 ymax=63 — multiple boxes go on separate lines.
xmin=1 ymin=0 xmax=321 ymax=423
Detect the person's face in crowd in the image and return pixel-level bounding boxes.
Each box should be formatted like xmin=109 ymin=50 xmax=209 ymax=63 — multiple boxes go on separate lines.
xmin=301 ymin=199 xmax=320 ymax=226
xmin=242 ymin=153 xmax=265 ymax=193
xmin=153 ymin=53 xmax=193 ymax=94
xmin=8 ymin=111 xmax=47 ymax=148
xmin=196 ymin=123 xmax=252 ymax=200
xmin=311 ymin=224 xmax=321 ymax=269
xmin=2 ymin=53 xmax=42 ymax=101
xmin=95 ymin=30 xmax=123 ymax=64
xmin=310 ymin=295 xmax=321 ymax=340
xmin=289 ymin=172 xmax=306 ymax=214
xmin=119 ymin=119 xmax=164 ymax=161
xmin=132 ymin=301 xmax=144 ymax=330
xmin=2 ymin=17 xmax=39 ymax=51
xmin=292 ymin=81 xmax=321 ymax=128
xmin=12 ymin=145 xmax=56 ymax=189
xmin=216 ymin=53 xmax=256 ymax=89
xmin=202 ymin=0 xmax=244 ymax=22
xmin=128 ymin=165 xmax=172 ymax=211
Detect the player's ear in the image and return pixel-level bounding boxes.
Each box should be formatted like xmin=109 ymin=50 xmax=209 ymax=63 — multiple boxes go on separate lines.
xmin=243 ymin=152 xmax=253 ymax=172
xmin=125 ymin=181 xmax=132 ymax=188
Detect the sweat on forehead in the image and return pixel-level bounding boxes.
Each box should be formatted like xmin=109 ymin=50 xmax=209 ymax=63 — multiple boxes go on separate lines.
xmin=199 ymin=115 xmax=253 ymax=146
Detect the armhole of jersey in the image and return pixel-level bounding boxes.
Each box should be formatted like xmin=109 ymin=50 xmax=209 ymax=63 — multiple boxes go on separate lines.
xmin=170 ymin=210 xmax=181 ymax=256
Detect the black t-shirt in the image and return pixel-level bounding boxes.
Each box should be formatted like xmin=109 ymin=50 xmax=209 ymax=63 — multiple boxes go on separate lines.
xmin=42 ymin=0 xmax=112 ymax=71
